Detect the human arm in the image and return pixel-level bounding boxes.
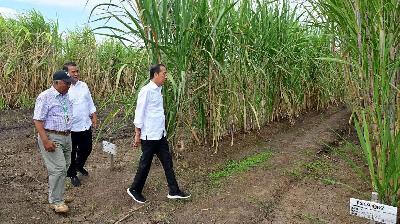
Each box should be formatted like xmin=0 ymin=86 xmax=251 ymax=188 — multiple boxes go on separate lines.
xmin=90 ymin=112 xmax=97 ymax=129
xmin=132 ymin=88 xmax=148 ymax=149
xmin=33 ymin=94 xmax=56 ymax=152
xmin=133 ymin=127 xmax=141 ymax=148
xmin=86 ymin=83 xmax=97 ymax=129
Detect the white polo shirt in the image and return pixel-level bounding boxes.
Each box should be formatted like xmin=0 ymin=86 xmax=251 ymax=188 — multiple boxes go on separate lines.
xmin=134 ymin=80 xmax=166 ymax=140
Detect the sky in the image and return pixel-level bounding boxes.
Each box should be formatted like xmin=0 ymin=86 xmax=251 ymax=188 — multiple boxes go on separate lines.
xmin=0 ymin=0 xmax=314 ymax=43
xmin=0 ymin=0 xmax=109 ymax=34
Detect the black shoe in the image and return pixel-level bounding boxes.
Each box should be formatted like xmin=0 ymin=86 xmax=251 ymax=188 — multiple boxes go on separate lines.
xmin=70 ymin=176 xmax=81 ymax=187
xmin=126 ymin=188 xmax=146 ymax=203
xmin=77 ymin=168 xmax=89 ymax=176
xmin=167 ymin=190 xmax=191 ymax=199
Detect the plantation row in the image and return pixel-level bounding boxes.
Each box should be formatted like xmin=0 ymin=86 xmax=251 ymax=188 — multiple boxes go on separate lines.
xmin=1 ymin=0 xmax=398 ymax=207
xmin=0 ymin=10 xmax=146 ymax=109
xmin=1 ymin=2 xmax=342 ymax=145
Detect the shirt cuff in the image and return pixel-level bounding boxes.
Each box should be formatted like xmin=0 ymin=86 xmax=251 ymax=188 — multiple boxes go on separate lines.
xmin=33 ymin=115 xmax=45 ymax=121
xmin=134 ymin=122 xmax=143 ymax=129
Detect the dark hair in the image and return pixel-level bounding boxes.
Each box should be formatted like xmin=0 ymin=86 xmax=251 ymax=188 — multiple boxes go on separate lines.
xmin=149 ymin=64 xmax=165 ymax=79
xmin=63 ymin=61 xmax=77 ymax=71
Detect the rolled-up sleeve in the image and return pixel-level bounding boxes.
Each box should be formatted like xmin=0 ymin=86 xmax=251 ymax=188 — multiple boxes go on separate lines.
xmin=133 ymin=89 xmax=148 ymax=129
xmin=33 ymin=94 xmax=48 ymax=121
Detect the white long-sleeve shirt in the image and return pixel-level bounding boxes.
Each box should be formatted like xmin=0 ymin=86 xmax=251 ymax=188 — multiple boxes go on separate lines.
xmin=68 ymin=80 xmax=96 ymax=132
xmin=134 ymin=80 xmax=166 ymax=140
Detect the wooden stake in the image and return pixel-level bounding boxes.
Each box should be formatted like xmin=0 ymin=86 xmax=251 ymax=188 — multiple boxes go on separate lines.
xmin=370 ymin=192 xmax=379 ymax=224
xmin=110 ymin=154 xmax=114 ymax=170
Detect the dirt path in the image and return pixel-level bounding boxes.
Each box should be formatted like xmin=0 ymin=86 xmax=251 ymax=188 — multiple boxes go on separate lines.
xmin=0 ymin=106 xmax=370 ymax=223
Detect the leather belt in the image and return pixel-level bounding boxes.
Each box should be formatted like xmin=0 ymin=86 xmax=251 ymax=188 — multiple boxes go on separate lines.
xmin=45 ymin=129 xmax=71 ymax=136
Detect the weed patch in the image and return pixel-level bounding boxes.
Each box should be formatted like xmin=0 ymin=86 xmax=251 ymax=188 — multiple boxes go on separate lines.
xmin=209 ymin=151 xmax=272 ymax=184
xmin=296 ymin=213 xmax=327 ymax=224
xmin=304 ymin=160 xmax=331 ymax=178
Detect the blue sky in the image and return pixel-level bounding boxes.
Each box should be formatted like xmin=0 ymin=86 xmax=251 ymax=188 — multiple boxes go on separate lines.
xmin=0 ymin=0 xmax=313 ymax=43
xmin=0 ymin=0 xmax=107 ymax=34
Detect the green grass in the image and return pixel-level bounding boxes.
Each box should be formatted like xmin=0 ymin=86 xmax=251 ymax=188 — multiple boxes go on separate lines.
xmin=209 ymin=151 xmax=272 ymax=184
xmin=331 ymin=142 xmax=369 ymax=183
xmin=304 ymin=160 xmax=331 ymax=178
xmin=296 ymin=213 xmax=327 ymax=224
xmin=0 ymin=97 xmax=8 ymax=111
xmin=302 ymin=144 xmax=368 ymax=196
xmin=321 ymin=177 xmax=336 ymax=185
xmin=286 ymin=166 xmax=304 ymax=180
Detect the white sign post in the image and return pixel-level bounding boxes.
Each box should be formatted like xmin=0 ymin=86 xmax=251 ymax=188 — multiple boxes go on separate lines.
xmin=102 ymin=141 xmax=117 ymax=170
xmin=350 ymin=197 xmax=397 ymax=224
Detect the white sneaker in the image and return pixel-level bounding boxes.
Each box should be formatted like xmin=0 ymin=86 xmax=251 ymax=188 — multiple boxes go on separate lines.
xmin=167 ymin=191 xmax=191 ymax=199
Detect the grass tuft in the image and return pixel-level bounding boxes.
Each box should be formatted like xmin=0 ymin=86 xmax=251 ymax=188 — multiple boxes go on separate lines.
xmin=209 ymin=151 xmax=272 ymax=184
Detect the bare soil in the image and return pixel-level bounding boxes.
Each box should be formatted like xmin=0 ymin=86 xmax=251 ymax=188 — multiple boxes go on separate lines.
xmin=0 ymin=106 xmax=372 ymax=223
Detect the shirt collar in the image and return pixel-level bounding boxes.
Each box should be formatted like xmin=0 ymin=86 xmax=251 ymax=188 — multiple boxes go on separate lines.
xmin=149 ymin=80 xmax=161 ymax=90
xmin=50 ymin=86 xmax=67 ymax=97
xmin=50 ymin=86 xmax=61 ymax=96
xmin=72 ymin=80 xmax=81 ymax=86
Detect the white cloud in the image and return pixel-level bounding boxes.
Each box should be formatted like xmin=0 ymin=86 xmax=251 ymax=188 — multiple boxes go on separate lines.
xmin=0 ymin=7 xmax=19 ymax=18
xmin=14 ymin=0 xmax=109 ymax=9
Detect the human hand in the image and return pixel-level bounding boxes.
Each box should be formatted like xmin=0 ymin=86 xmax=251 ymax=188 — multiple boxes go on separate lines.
xmin=43 ymin=139 xmax=56 ymax=152
xmin=91 ymin=116 xmax=97 ymax=129
xmin=133 ymin=134 xmax=141 ymax=149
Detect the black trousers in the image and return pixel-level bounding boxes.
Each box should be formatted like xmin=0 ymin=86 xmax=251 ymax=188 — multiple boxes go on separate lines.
xmin=130 ymin=136 xmax=179 ymax=194
xmin=67 ymin=128 xmax=92 ymax=177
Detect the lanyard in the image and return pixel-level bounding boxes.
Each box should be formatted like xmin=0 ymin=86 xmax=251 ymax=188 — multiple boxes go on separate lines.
xmin=57 ymin=95 xmax=69 ymax=125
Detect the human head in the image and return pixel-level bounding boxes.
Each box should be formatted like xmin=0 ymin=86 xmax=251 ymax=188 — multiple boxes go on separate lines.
xmin=52 ymin=70 xmax=72 ymax=94
xmin=63 ymin=61 xmax=79 ymax=84
xmin=149 ymin=64 xmax=167 ymax=86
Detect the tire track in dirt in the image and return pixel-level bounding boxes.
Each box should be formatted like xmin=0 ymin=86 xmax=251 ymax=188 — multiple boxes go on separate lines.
xmin=255 ymin=109 xmax=351 ymax=223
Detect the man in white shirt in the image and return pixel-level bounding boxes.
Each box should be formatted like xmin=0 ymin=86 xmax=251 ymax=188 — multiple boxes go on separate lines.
xmin=127 ymin=64 xmax=190 ymax=203
xmin=63 ymin=62 xmax=97 ymax=187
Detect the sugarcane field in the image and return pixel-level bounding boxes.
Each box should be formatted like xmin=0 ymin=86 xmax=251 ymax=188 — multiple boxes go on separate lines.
xmin=0 ymin=0 xmax=399 ymax=223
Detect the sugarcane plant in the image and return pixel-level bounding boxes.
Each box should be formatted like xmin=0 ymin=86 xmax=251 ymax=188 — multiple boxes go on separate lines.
xmin=90 ymin=0 xmax=343 ymax=151
xmin=310 ymin=0 xmax=400 ymax=206
xmin=0 ymin=10 xmax=148 ymax=110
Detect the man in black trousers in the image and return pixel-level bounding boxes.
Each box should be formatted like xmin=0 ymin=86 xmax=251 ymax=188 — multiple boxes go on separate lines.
xmin=127 ymin=64 xmax=190 ymax=203
xmin=64 ymin=62 xmax=97 ymax=187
